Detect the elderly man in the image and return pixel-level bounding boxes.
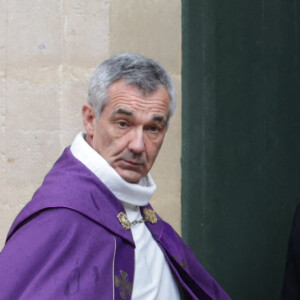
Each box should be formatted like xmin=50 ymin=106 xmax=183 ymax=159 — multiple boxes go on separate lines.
xmin=0 ymin=54 xmax=230 ymax=299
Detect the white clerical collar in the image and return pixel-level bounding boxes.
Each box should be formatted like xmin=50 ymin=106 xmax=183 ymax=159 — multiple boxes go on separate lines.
xmin=70 ymin=132 xmax=156 ymax=206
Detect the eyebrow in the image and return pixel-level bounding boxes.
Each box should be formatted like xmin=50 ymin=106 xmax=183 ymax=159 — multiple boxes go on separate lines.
xmin=113 ymin=108 xmax=133 ymax=116
xmin=113 ymin=108 xmax=166 ymax=124
xmin=153 ymin=115 xmax=166 ymax=123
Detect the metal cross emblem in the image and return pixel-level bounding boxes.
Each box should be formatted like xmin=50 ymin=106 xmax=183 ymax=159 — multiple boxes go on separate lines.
xmin=115 ymin=270 xmax=132 ymax=299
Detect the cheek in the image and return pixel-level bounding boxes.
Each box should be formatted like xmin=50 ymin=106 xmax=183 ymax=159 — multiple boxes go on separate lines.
xmin=146 ymin=139 xmax=164 ymax=162
xmin=94 ymin=124 xmax=116 ymax=146
xmin=93 ymin=131 xmax=108 ymax=149
xmin=107 ymin=134 xmax=131 ymax=156
xmin=92 ymin=129 xmax=115 ymax=157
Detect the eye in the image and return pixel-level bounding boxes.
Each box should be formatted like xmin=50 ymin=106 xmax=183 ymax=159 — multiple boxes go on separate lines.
xmin=149 ymin=126 xmax=159 ymax=132
xmin=149 ymin=126 xmax=160 ymax=133
xmin=118 ymin=121 xmax=128 ymax=128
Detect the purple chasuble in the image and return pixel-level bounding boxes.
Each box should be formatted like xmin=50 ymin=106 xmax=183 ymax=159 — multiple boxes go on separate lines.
xmin=0 ymin=148 xmax=231 ymax=300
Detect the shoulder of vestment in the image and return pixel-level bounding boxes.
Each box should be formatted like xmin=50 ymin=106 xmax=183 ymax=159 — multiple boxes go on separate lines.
xmin=6 ymin=147 xmax=134 ymax=245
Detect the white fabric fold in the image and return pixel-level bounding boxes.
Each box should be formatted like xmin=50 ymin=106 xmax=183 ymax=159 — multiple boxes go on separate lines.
xmin=70 ymin=132 xmax=180 ymax=300
xmin=70 ymin=132 xmax=156 ymax=206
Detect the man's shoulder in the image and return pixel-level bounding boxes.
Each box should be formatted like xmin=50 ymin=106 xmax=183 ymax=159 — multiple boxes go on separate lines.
xmin=39 ymin=147 xmax=107 ymax=198
xmin=6 ymin=207 xmax=111 ymax=245
xmin=0 ymin=207 xmax=120 ymax=300
xmin=6 ymin=147 xmax=130 ymax=244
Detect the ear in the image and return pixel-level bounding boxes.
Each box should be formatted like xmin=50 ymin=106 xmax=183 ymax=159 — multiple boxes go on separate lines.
xmin=82 ymin=104 xmax=96 ymax=141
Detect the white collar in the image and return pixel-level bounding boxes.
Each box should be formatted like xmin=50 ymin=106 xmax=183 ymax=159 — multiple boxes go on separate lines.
xmin=70 ymin=132 xmax=156 ymax=206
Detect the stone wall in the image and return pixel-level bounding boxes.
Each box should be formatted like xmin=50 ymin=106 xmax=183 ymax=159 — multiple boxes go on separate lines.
xmin=0 ymin=0 xmax=181 ymax=248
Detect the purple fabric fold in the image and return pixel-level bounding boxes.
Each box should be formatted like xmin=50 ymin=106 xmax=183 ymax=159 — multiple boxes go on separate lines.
xmin=0 ymin=148 xmax=231 ymax=300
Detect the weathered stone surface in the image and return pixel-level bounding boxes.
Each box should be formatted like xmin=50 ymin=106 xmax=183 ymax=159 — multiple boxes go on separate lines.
xmin=6 ymin=1 xmax=62 ymax=67
xmin=0 ymin=71 xmax=5 ymax=190
xmin=0 ymin=206 xmax=22 ymax=251
xmin=110 ymin=0 xmax=181 ymax=75
xmin=0 ymin=0 xmax=181 ymax=248
xmin=63 ymin=0 xmax=110 ymax=67
xmin=5 ymin=75 xmax=61 ymax=131
xmin=60 ymin=66 xmax=92 ymax=147
xmin=0 ymin=1 xmax=110 ymax=247
xmin=4 ymin=130 xmax=61 ymax=185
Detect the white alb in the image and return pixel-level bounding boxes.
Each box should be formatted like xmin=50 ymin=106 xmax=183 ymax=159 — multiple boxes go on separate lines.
xmin=71 ymin=132 xmax=180 ymax=300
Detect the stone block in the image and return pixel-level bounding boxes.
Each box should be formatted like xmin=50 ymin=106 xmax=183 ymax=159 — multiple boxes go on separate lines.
xmin=0 ymin=131 xmax=61 ymax=248
xmin=6 ymin=1 xmax=62 ymax=67
xmin=0 ymin=10 xmax=6 ymax=73
xmin=110 ymin=0 xmax=181 ymax=75
xmin=0 ymin=0 xmax=5 ymax=16
xmin=0 ymin=71 xmax=5 ymax=182
xmin=0 ymin=13 xmax=5 ymax=52
xmin=0 ymin=150 xmax=5 ymax=191
xmin=5 ymin=75 xmax=60 ymax=131
xmin=0 ymin=68 xmax=5 ymax=115
xmin=63 ymin=0 xmax=110 ymax=67
xmin=60 ymin=65 xmax=93 ymax=147
xmin=4 ymin=130 xmax=61 ymax=187
xmin=0 ymin=206 xmax=21 ymax=250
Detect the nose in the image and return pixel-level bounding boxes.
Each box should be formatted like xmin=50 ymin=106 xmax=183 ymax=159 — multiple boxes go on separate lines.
xmin=128 ymin=127 xmax=145 ymax=154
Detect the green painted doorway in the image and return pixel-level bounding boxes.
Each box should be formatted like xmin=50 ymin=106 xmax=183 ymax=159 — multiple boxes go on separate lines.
xmin=182 ymin=1 xmax=300 ymax=299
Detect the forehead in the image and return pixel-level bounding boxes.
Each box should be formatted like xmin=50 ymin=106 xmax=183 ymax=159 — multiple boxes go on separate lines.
xmin=106 ymin=80 xmax=170 ymax=116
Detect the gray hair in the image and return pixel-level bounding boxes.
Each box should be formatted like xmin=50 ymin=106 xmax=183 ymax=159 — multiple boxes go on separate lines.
xmin=87 ymin=53 xmax=176 ymax=123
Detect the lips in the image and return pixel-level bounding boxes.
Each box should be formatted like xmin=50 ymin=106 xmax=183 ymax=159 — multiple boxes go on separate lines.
xmin=124 ymin=160 xmax=142 ymax=166
xmin=118 ymin=159 xmax=144 ymax=170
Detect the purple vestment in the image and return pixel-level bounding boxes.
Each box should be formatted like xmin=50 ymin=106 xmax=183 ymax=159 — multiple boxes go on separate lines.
xmin=0 ymin=148 xmax=231 ymax=299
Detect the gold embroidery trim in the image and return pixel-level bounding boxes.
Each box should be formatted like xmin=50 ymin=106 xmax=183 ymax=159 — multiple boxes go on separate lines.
xmin=117 ymin=209 xmax=157 ymax=231
xmin=143 ymin=208 xmax=158 ymax=224
xmin=117 ymin=212 xmax=131 ymax=230
xmin=115 ymin=270 xmax=132 ymax=299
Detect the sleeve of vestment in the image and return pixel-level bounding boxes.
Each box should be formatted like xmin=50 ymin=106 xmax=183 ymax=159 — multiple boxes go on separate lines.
xmin=0 ymin=208 xmax=115 ymax=300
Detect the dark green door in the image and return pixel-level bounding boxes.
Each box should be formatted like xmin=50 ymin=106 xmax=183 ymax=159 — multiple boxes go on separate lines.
xmin=182 ymin=1 xmax=300 ymax=299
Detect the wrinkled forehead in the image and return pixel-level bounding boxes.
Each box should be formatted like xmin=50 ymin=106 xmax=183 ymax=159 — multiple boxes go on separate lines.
xmin=108 ymin=78 xmax=167 ymax=98
xmin=106 ymin=79 xmax=170 ymax=115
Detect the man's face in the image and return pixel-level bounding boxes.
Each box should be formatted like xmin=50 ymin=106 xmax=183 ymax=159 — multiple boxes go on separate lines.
xmin=83 ymin=79 xmax=170 ymax=183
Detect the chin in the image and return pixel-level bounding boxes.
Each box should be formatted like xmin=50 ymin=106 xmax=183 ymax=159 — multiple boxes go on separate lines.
xmin=118 ymin=170 xmax=143 ymax=184
xmin=124 ymin=178 xmax=140 ymax=184
xmin=121 ymin=175 xmax=141 ymax=184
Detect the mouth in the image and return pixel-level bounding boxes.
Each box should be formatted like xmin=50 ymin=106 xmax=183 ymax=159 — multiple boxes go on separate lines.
xmin=117 ymin=159 xmax=145 ymax=171
xmin=123 ymin=160 xmax=142 ymax=166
